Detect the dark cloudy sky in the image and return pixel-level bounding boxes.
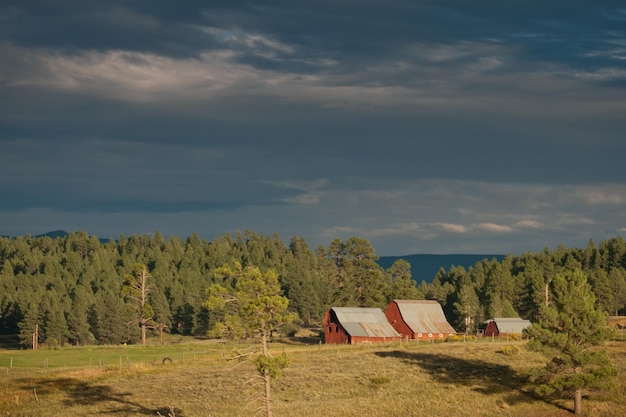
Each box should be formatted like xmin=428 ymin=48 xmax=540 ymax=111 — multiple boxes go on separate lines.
xmin=1 ymin=1 xmax=625 ymax=255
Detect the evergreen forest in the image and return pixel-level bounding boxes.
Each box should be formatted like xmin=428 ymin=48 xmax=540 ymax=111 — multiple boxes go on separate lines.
xmin=1 ymin=231 xmax=625 ymax=347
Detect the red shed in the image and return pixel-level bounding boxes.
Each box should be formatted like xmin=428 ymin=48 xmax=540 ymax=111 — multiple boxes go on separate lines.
xmin=482 ymin=318 xmax=531 ymax=337
xmin=385 ymin=300 xmax=456 ymax=341
xmin=323 ymin=307 xmax=401 ymax=345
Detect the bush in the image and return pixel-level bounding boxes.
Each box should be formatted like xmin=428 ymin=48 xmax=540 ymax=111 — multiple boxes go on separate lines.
xmin=370 ymin=376 xmax=391 ymax=386
xmin=445 ymin=334 xmax=477 ymax=342
xmin=44 ymin=337 xmax=61 ymax=349
xmin=280 ymin=322 xmax=300 ymax=337
xmin=499 ymin=345 xmax=520 ymax=355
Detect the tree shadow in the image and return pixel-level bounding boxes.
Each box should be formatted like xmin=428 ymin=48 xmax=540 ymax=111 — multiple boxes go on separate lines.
xmin=374 ymin=350 xmax=570 ymax=412
xmin=281 ymin=335 xmax=323 ymax=346
xmin=0 ymin=334 xmax=20 ymax=349
xmin=14 ymin=376 xmax=185 ymax=416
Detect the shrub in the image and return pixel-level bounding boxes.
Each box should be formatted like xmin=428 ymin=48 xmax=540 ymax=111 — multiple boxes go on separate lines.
xmin=280 ymin=322 xmax=300 ymax=337
xmin=44 ymin=337 xmax=61 ymax=349
xmin=445 ymin=334 xmax=477 ymax=342
xmin=370 ymin=376 xmax=391 ymax=386
xmin=499 ymin=345 xmax=520 ymax=355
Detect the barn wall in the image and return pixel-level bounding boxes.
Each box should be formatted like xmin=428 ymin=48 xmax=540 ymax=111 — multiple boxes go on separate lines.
xmin=385 ymin=302 xmax=414 ymax=339
xmin=323 ymin=307 xmax=402 ymax=345
xmin=351 ymin=336 xmax=397 ymax=345
xmin=484 ymin=321 xmax=499 ymax=337
xmin=325 ymin=323 xmax=349 ymax=344
xmin=323 ymin=309 xmax=349 ymax=344
xmin=385 ymin=301 xmax=453 ymax=340
xmin=413 ymin=332 xmax=448 ymax=341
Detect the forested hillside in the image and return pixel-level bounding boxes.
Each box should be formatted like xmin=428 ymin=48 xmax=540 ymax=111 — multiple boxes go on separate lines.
xmin=1 ymin=231 xmax=625 ymax=347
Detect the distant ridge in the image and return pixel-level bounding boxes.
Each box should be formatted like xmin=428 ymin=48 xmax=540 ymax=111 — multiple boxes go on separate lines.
xmin=7 ymin=230 xmax=112 ymax=243
xmin=0 ymin=230 xmax=70 ymax=239
xmin=35 ymin=230 xmax=69 ymax=239
xmin=5 ymin=231 xmax=504 ymax=282
xmin=377 ymin=254 xmax=506 ymax=283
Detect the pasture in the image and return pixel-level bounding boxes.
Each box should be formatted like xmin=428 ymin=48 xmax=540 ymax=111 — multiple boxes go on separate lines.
xmin=1 ymin=333 xmax=625 ymax=417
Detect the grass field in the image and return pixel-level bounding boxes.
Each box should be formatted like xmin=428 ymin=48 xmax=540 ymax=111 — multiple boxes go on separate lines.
xmin=1 ymin=333 xmax=625 ymax=417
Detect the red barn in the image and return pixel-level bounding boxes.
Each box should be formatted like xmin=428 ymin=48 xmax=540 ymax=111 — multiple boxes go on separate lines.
xmin=385 ymin=300 xmax=456 ymax=341
xmin=482 ymin=318 xmax=531 ymax=337
xmin=323 ymin=307 xmax=401 ymax=345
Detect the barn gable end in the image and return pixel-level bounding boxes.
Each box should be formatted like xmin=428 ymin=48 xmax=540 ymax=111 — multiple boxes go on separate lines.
xmin=323 ymin=307 xmax=401 ymax=344
xmin=482 ymin=318 xmax=531 ymax=337
xmin=385 ymin=300 xmax=457 ymax=340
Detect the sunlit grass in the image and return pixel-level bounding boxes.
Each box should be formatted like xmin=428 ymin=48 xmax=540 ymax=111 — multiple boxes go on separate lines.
xmin=0 ymin=337 xmax=624 ymax=417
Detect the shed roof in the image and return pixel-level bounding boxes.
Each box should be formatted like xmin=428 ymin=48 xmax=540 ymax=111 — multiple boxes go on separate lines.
xmin=489 ymin=318 xmax=531 ymax=334
xmin=391 ymin=300 xmax=456 ymax=334
xmin=330 ymin=307 xmax=401 ymax=338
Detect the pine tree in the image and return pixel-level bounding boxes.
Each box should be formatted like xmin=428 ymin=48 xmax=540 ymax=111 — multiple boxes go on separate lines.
xmin=41 ymin=290 xmax=69 ymax=347
xmin=123 ymin=263 xmax=155 ymax=345
xmin=482 ymin=258 xmax=515 ymax=318
xmin=17 ymin=300 xmax=41 ymax=348
xmin=454 ymin=283 xmax=480 ymax=334
xmin=516 ymin=256 xmax=547 ymax=322
xmin=525 ymin=269 xmax=617 ymax=415
xmin=386 ymin=259 xmax=421 ymax=301
xmin=89 ymin=290 xmax=137 ymax=344
xmin=283 ymin=237 xmax=323 ymax=325
xmin=587 ymin=268 xmax=615 ymax=315
xmin=204 ymin=264 xmax=297 ymax=417
xmin=609 ymin=268 xmax=626 ymax=315
xmin=331 ymin=237 xmax=388 ymax=308
xmin=66 ymin=287 xmax=94 ymax=345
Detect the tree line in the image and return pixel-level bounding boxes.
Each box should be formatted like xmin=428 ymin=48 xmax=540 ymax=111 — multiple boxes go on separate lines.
xmin=1 ymin=231 xmax=625 ymax=347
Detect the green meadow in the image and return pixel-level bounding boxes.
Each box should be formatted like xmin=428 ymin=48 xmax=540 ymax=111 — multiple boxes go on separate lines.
xmin=1 ymin=334 xmax=625 ymax=417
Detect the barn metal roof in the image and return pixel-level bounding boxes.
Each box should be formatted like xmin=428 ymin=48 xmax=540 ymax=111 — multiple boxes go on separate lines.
xmin=330 ymin=307 xmax=401 ymax=338
xmin=392 ymin=300 xmax=457 ymax=335
xmin=489 ymin=318 xmax=532 ymax=334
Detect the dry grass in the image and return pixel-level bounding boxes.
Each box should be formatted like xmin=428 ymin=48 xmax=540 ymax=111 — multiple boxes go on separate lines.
xmin=1 ymin=338 xmax=625 ymax=417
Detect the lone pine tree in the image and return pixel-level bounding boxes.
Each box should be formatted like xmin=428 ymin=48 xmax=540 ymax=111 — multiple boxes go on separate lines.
xmin=123 ymin=263 xmax=155 ymax=345
xmin=205 ymin=263 xmax=296 ymax=417
xmin=525 ymin=268 xmax=617 ymax=415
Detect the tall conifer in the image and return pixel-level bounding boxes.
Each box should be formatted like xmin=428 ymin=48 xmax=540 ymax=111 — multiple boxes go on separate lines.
xmin=526 ymin=269 xmax=617 ymax=415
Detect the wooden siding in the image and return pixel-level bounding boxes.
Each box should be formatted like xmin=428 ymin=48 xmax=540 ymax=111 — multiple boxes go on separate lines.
xmin=385 ymin=303 xmax=414 ymax=339
xmin=483 ymin=321 xmax=499 ymax=337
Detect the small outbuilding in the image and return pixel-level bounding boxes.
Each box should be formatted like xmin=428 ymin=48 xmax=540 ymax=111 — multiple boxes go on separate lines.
xmin=385 ymin=300 xmax=457 ymax=340
xmin=323 ymin=307 xmax=402 ymax=344
xmin=482 ymin=318 xmax=531 ymax=337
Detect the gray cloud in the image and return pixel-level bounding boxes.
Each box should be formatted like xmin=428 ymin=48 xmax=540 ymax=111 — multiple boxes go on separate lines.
xmin=1 ymin=1 xmax=625 ymax=254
